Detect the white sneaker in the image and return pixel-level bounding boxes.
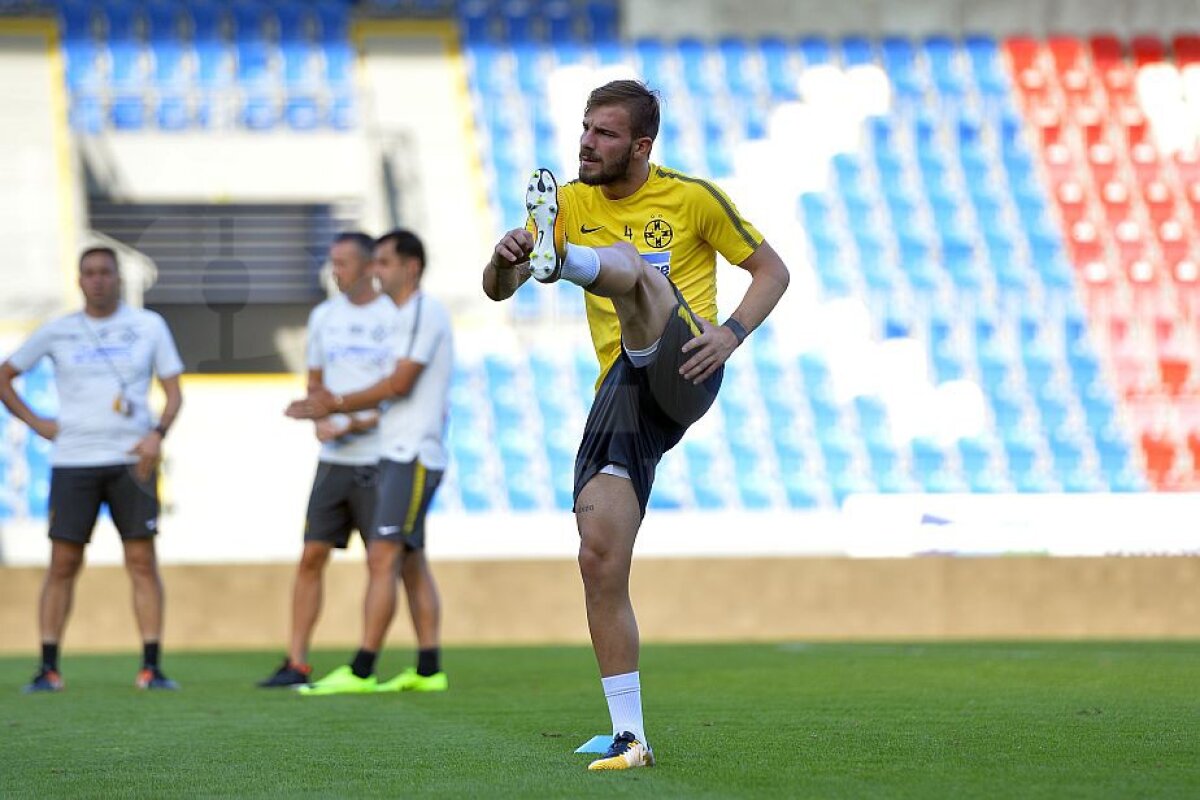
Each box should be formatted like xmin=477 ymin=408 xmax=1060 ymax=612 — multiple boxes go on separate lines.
xmin=587 ymin=731 xmax=656 ymax=771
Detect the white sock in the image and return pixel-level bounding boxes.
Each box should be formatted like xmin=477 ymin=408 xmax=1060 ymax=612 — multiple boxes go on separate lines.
xmin=561 ymin=243 xmax=601 ymax=287
xmin=601 ymin=671 xmax=646 ymax=746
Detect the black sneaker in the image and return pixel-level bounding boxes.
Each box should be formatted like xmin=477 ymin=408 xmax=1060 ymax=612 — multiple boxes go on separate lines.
xmin=22 ymin=667 xmax=64 ymax=694
xmin=136 ymin=667 xmax=180 ymax=690
xmin=257 ymin=658 xmax=312 ymax=688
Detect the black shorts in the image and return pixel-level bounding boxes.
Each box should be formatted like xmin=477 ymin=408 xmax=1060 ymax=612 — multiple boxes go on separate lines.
xmin=573 ymin=291 xmax=723 ymax=517
xmin=304 ymin=462 xmax=379 ymax=548
xmin=371 ymin=458 xmax=442 ymax=551
xmin=49 ymin=465 xmax=159 ymax=544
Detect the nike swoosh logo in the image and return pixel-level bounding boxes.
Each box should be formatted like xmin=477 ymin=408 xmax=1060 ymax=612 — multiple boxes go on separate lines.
xmin=580 ymin=225 xmax=603 ymax=234
xmin=377 ymin=526 xmax=400 ymax=536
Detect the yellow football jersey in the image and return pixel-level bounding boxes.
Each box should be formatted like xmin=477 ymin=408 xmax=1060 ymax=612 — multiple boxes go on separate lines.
xmin=549 ymin=164 xmax=764 ymax=382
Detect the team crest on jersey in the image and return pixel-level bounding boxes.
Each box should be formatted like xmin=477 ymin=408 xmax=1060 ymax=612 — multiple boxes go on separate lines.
xmin=644 ymin=217 xmax=673 ymax=249
xmin=640 ymin=250 xmax=672 ymax=277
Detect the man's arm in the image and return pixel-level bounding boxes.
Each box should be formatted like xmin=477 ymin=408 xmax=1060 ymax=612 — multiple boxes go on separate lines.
xmin=679 ymin=241 xmax=790 ymax=384
xmin=306 ymin=368 xmax=323 ymax=394
xmin=0 ymin=361 xmax=57 ymax=440
xmin=129 ymin=373 xmax=183 ymax=482
xmin=483 ymin=228 xmax=535 ymax=301
xmin=285 ymin=359 xmax=426 ymax=420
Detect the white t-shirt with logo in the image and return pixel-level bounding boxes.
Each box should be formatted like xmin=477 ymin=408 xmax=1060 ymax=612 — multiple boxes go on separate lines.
xmin=379 ymin=291 xmax=453 ymax=470
xmin=6 ymin=304 xmax=184 ymax=467
xmin=306 ymin=293 xmax=398 ymax=466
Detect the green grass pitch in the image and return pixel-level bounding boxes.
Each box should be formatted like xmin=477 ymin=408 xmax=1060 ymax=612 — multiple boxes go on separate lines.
xmin=1 ymin=642 xmax=1197 ymax=798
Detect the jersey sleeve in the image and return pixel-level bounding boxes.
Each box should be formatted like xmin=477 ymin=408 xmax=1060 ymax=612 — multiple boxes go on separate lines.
xmin=151 ymin=314 xmax=185 ymax=379
xmin=305 ymin=305 xmax=325 ymax=370
xmin=692 ymin=180 xmax=764 ymax=266
xmin=5 ymin=320 xmax=58 ymax=374
xmin=406 ymin=300 xmax=449 ymax=366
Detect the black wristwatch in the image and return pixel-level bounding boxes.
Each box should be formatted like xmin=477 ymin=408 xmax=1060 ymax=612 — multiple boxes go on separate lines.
xmin=153 ymin=423 xmax=169 ymax=438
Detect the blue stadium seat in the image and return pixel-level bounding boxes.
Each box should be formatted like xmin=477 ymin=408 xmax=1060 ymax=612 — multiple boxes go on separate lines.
xmin=189 ymin=0 xmax=225 ymax=42
xmin=236 ymin=41 xmax=276 ymax=86
xmin=102 ymin=0 xmax=139 ymax=42
xmin=196 ymin=42 xmax=233 ymax=87
xmin=798 ymin=35 xmax=831 ymax=66
xmin=235 ymin=0 xmax=275 ymax=43
xmin=324 ymin=42 xmax=353 ymax=87
xmin=65 ymin=40 xmax=103 ymax=91
xmin=145 ymin=0 xmax=179 ymax=41
xmin=276 ymin=1 xmax=314 ymax=43
xmin=157 ymin=95 xmax=190 ymax=130
xmin=59 ymin=0 xmax=95 ymax=40
xmin=111 ymin=94 xmax=146 ymax=130
xmin=314 ymin=0 xmax=349 ymax=43
xmin=152 ymin=42 xmax=191 ymax=88
xmin=924 ymin=35 xmax=966 ymax=97
xmin=840 ymin=35 xmax=874 ymax=67
xmin=329 ymin=91 xmax=355 ymax=129
xmin=758 ymin=36 xmax=798 ymax=100
xmin=583 ymin=0 xmax=618 ymax=40
xmin=242 ymin=93 xmax=279 ymax=130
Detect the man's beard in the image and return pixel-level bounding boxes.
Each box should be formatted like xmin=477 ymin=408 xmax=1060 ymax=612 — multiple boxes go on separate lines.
xmin=578 ymin=146 xmax=632 ymax=186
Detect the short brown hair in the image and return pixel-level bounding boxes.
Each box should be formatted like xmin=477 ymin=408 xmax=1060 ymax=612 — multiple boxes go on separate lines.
xmin=585 ymin=79 xmax=660 ymax=141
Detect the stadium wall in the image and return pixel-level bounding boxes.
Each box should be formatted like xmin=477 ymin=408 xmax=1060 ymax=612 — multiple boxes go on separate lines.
xmin=626 ymin=0 xmax=1200 ymax=38
xmin=1 ymin=556 xmax=1197 ymax=653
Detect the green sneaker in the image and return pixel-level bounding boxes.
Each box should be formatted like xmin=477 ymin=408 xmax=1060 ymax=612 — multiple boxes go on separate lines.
xmin=377 ymin=667 xmax=448 ymax=693
xmin=296 ymin=665 xmax=377 ymax=696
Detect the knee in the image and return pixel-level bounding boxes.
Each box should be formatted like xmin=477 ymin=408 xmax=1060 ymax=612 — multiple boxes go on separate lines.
xmin=47 ymin=552 xmax=84 ymax=581
xmin=577 ymin=535 xmax=618 ymax=587
xmin=125 ymin=554 xmax=159 ymax=581
xmin=298 ymin=547 xmax=330 ymax=575
xmin=366 ymin=544 xmax=400 ymax=578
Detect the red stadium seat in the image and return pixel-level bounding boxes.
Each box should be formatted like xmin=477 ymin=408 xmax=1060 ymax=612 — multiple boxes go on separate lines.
xmin=1048 ymin=35 xmax=1084 ymax=74
xmin=1142 ymin=180 xmax=1178 ymax=224
xmin=1043 ymin=142 xmax=1077 ymax=183
xmin=1015 ymin=66 xmax=1049 ymax=103
xmin=1172 ymin=33 xmax=1200 ymax=65
xmin=1114 ymin=219 xmax=1147 ymax=264
xmin=1060 ymin=66 xmax=1093 ymax=106
xmin=1005 ymin=35 xmax=1042 ymax=72
xmin=1117 ymin=104 xmax=1149 ymax=145
xmin=1187 ymin=182 xmax=1200 ymax=221
xmin=1157 ymin=219 xmax=1190 ymax=264
xmin=1174 ymin=149 xmax=1200 ymax=185
xmin=1069 ymin=220 xmax=1104 ymax=264
xmin=1098 ymin=61 xmax=1135 ymax=103
xmin=1087 ymin=142 xmax=1118 ymax=183
xmin=1087 ymin=33 xmax=1123 ymax=66
xmin=1100 ymin=180 xmax=1131 ymax=222
xmin=1075 ymin=105 xmax=1107 ymax=147
xmin=1131 ymin=34 xmax=1167 ymax=67
xmin=1129 ymin=141 xmax=1161 ymax=183
xmin=1031 ymin=104 xmax=1063 ymax=146
xmin=1055 ymin=180 xmax=1089 ymax=224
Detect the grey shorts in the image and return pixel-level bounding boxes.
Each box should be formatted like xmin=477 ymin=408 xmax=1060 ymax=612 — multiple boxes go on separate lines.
xmin=573 ymin=291 xmax=723 ymax=516
xmin=304 ymin=462 xmax=379 ymax=548
xmin=49 ymin=465 xmax=159 ymax=544
xmin=371 ymin=458 xmax=443 ymax=551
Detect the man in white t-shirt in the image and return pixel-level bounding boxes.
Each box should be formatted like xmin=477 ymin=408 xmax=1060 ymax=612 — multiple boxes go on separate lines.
xmin=286 ymin=229 xmax=454 ymax=695
xmin=0 ymin=246 xmax=184 ymax=693
xmin=258 ymin=232 xmax=398 ymax=688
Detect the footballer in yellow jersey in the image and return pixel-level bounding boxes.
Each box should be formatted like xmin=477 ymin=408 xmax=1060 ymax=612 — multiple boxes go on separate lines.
xmin=483 ymin=79 xmax=789 ymax=770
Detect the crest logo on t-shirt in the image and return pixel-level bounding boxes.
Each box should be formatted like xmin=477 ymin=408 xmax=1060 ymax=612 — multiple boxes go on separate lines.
xmin=644 ymin=217 xmax=673 ymax=249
